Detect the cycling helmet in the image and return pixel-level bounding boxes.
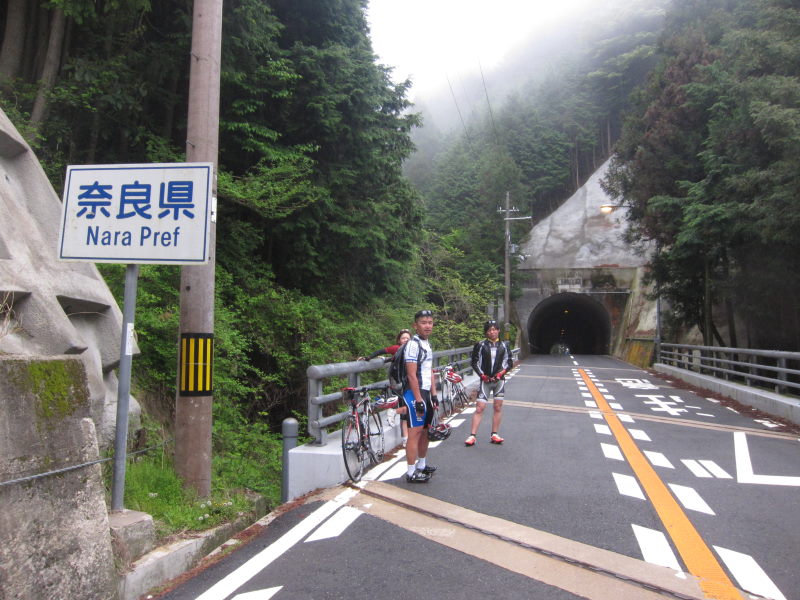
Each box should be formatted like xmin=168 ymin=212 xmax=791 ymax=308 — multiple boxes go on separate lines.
xmin=484 ymin=320 xmax=499 ymax=333
xmin=428 ymin=423 xmax=452 ymax=441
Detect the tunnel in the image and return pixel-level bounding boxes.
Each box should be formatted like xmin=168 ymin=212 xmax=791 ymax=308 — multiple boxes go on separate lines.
xmin=528 ymin=292 xmax=611 ymax=355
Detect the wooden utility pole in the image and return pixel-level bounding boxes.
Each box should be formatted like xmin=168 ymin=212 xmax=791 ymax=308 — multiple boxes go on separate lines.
xmin=499 ymin=192 xmax=532 ymax=342
xmin=174 ymin=0 xmax=223 ymax=497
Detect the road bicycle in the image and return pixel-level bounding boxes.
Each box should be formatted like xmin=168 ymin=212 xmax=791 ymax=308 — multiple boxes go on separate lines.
xmin=440 ymin=364 xmax=470 ymax=411
xmin=340 ymin=386 xmax=387 ymax=482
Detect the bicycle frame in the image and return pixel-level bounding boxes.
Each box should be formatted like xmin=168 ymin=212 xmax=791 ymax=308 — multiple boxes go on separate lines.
xmin=341 ymin=386 xmax=386 ymax=482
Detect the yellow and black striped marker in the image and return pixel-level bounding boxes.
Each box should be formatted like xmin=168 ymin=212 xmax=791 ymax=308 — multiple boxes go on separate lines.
xmin=179 ymin=333 xmax=213 ymax=396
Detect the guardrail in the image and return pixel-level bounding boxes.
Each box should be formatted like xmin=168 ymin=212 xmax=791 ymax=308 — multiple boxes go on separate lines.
xmin=305 ymin=345 xmax=519 ymax=445
xmin=659 ymin=342 xmax=800 ymax=397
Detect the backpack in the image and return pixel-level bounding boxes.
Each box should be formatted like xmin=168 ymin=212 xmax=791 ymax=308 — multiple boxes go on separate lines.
xmin=388 ymin=339 xmax=427 ymax=393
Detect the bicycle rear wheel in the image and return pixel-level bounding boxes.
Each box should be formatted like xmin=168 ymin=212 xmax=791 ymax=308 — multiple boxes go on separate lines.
xmin=366 ymin=406 xmax=384 ymax=462
xmin=454 ymin=386 xmax=470 ymax=410
xmin=439 ymin=381 xmax=453 ymax=418
xmin=342 ymin=415 xmax=365 ymax=482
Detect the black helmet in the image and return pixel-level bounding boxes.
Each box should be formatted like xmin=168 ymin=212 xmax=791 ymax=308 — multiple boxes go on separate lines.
xmin=428 ymin=423 xmax=452 ymax=441
xmin=484 ymin=320 xmax=499 ymax=333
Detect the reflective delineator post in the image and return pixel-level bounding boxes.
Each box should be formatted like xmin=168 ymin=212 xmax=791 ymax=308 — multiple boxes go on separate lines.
xmin=281 ymin=418 xmax=299 ymax=503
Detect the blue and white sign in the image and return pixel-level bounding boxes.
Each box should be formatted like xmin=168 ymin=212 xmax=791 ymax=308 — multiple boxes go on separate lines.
xmin=58 ymin=162 xmax=213 ymax=264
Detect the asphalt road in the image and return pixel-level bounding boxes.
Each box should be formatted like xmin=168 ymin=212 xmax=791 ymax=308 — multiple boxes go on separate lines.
xmin=156 ymin=354 xmax=800 ymax=600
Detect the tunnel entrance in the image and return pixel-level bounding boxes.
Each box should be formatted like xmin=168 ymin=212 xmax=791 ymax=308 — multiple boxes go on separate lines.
xmin=528 ymin=292 xmax=611 ymax=355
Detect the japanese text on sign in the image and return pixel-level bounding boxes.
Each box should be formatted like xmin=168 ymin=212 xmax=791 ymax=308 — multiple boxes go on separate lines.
xmin=58 ymin=163 xmax=213 ymax=264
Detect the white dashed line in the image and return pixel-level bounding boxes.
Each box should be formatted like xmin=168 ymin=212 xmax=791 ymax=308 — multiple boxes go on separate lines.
xmin=600 ymin=443 xmax=624 ymax=461
xmin=681 ymin=459 xmax=713 ymax=478
xmin=608 ymin=402 xmax=623 ymax=410
xmin=698 ymin=460 xmax=732 ymax=479
xmin=714 ymin=546 xmax=787 ymax=600
xmin=631 ymin=524 xmax=684 ymax=575
xmin=585 ymin=400 xmax=598 ymax=408
xmin=644 ymin=450 xmax=674 ymax=469
xmin=618 ymin=414 xmax=635 ymax=423
xmin=613 ymin=472 xmax=645 ymax=499
xmin=628 ymin=429 xmax=651 ymax=442
xmin=594 ymin=423 xmax=611 ymax=435
xmin=668 ymin=483 xmax=715 ymax=514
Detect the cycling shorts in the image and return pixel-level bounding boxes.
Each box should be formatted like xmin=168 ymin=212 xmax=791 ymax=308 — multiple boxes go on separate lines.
xmin=402 ymin=388 xmax=433 ymax=428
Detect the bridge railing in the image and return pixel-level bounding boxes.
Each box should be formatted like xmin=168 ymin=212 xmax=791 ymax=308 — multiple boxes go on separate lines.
xmin=305 ymin=345 xmax=520 ymax=445
xmin=659 ymin=343 xmax=800 ymax=397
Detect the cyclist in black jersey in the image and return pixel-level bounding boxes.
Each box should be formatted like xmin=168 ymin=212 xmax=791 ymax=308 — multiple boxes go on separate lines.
xmin=465 ymin=320 xmax=513 ymax=446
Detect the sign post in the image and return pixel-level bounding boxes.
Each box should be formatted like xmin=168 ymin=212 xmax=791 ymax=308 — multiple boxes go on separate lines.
xmin=58 ymin=162 xmax=213 ymax=510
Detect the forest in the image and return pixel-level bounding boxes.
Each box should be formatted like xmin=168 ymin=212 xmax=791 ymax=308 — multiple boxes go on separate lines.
xmin=1 ymin=0 xmax=798 ymax=503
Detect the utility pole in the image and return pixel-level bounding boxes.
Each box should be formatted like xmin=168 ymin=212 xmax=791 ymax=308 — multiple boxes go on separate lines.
xmin=498 ymin=191 xmax=531 ymax=342
xmin=174 ymin=0 xmax=223 ymax=497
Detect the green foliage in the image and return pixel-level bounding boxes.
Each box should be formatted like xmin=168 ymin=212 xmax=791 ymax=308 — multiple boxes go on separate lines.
xmin=604 ymin=0 xmax=800 ymax=348
xmin=123 ymin=453 xmax=252 ymax=536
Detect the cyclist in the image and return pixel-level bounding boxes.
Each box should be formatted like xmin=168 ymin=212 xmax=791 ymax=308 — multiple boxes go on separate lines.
xmin=357 ymin=329 xmax=412 ymax=447
xmin=403 ymin=310 xmax=438 ymax=482
xmin=465 ymin=320 xmax=513 ymax=447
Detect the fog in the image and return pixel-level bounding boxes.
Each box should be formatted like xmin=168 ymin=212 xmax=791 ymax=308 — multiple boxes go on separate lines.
xmin=367 ymin=0 xmax=668 ymax=132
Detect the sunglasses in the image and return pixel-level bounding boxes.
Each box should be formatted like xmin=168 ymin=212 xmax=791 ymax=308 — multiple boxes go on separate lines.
xmin=415 ymin=310 xmax=434 ymax=319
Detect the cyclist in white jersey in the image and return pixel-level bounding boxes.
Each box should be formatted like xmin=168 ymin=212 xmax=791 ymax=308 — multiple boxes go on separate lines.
xmin=402 ymin=310 xmax=438 ymax=483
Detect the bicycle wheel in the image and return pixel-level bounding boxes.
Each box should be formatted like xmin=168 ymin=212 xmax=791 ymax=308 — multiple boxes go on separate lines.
xmin=439 ymin=381 xmax=453 ymax=418
xmin=341 ymin=415 xmax=365 ymax=482
xmin=366 ymin=406 xmax=384 ymax=462
xmin=454 ymin=386 xmax=470 ymax=410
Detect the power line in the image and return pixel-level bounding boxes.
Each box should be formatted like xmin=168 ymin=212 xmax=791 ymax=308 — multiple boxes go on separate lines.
xmin=446 ymin=72 xmax=473 ymax=150
xmin=478 ymin=60 xmax=501 ymax=147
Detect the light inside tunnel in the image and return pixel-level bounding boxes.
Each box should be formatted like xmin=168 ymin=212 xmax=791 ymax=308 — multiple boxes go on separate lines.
xmin=528 ymin=292 xmax=611 ymax=355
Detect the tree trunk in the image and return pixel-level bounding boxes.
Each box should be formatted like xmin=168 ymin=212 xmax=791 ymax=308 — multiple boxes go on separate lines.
xmin=30 ymin=8 xmax=66 ymax=127
xmin=0 ymin=0 xmax=28 ymax=81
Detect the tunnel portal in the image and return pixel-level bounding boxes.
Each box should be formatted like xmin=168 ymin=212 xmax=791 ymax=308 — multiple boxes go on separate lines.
xmin=528 ymin=292 xmax=611 ymax=355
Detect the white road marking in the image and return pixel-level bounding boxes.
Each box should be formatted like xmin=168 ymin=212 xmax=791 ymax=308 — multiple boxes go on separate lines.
xmin=696 ymin=413 xmax=716 ymax=418
xmin=608 ymin=402 xmax=623 ymax=410
xmin=589 ymin=411 xmax=602 ymax=419
xmin=600 ymin=443 xmax=624 ymax=461
xmin=734 ymin=432 xmax=800 ymax=486
xmin=572 ymin=360 xmax=579 ymax=366
xmin=668 ymin=483 xmax=715 ymax=515
xmin=232 ymin=588 xmax=283 ymax=600
xmin=682 ymin=459 xmax=713 ymax=478
xmin=378 ymin=462 xmax=408 ymax=481
xmin=605 ymin=395 xmax=617 ymax=401
xmin=618 ymin=414 xmax=635 ymax=423
xmin=594 ymin=423 xmax=611 ymax=435
xmin=726 ymin=407 xmax=739 ymax=413
xmin=698 ymin=460 xmax=732 ymax=479
xmin=585 ymin=400 xmax=598 ymax=408
xmin=706 ymin=397 xmax=720 ymax=403
xmin=714 ymin=546 xmax=787 ymax=600
xmin=631 ymin=524 xmax=684 ymax=576
xmin=638 ymin=395 xmax=688 ymax=417
xmin=194 ymin=488 xmax=359 ymax=600
xmin=754 ymin=419 xmax=781 ymax=429
xmin=305 ymin=505 xmax=363 ymax=542
xmin=581 ymin=392 xmax=593 ymax=398
xmin=448 ymin=418 xmax=466 ymax=427
xmin=613 ymin=472 xmax=645 ymax=499
xmin=644 ymin=450 xmax=674 ymax=469
xmin=628 ymin=429 xmax=651 ymax=441
xmin=686 ymin=405 xmax=701 ymax=409
xmin=461 ymin=407 xmax=476 ymax=414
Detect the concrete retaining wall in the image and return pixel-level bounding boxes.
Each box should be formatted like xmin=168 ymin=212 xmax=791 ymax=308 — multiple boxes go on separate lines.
xmin=0 ymin=355 xmax=117 ymax=600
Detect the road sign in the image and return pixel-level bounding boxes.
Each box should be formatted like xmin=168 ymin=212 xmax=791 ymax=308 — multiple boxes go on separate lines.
xmin=58 ymin=162 xmax=213 ymax=264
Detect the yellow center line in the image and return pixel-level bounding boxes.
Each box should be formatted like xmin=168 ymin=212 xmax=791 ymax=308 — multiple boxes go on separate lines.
xmin=578 ymin=369 xmax=744 ymax=600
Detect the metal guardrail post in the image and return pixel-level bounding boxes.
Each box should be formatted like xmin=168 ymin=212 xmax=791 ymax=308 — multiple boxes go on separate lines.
xmin=777 ymin=357 xmax=787 ymax=395
xmin=281 ymin=418 xmax=298 ymax=503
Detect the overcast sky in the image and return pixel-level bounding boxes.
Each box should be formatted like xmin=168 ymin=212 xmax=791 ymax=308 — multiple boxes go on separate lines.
xmin=366 ymin=0 xmax=595 ymax=101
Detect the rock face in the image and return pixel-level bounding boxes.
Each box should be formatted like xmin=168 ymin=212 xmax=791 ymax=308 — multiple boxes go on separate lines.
xmin=0 ymin=356 xmax=117 ymax=600
xmin=519 ymin=158 xmax=648 ymax=270
xmin=0 ymin=107 xmax=139 ymax=447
